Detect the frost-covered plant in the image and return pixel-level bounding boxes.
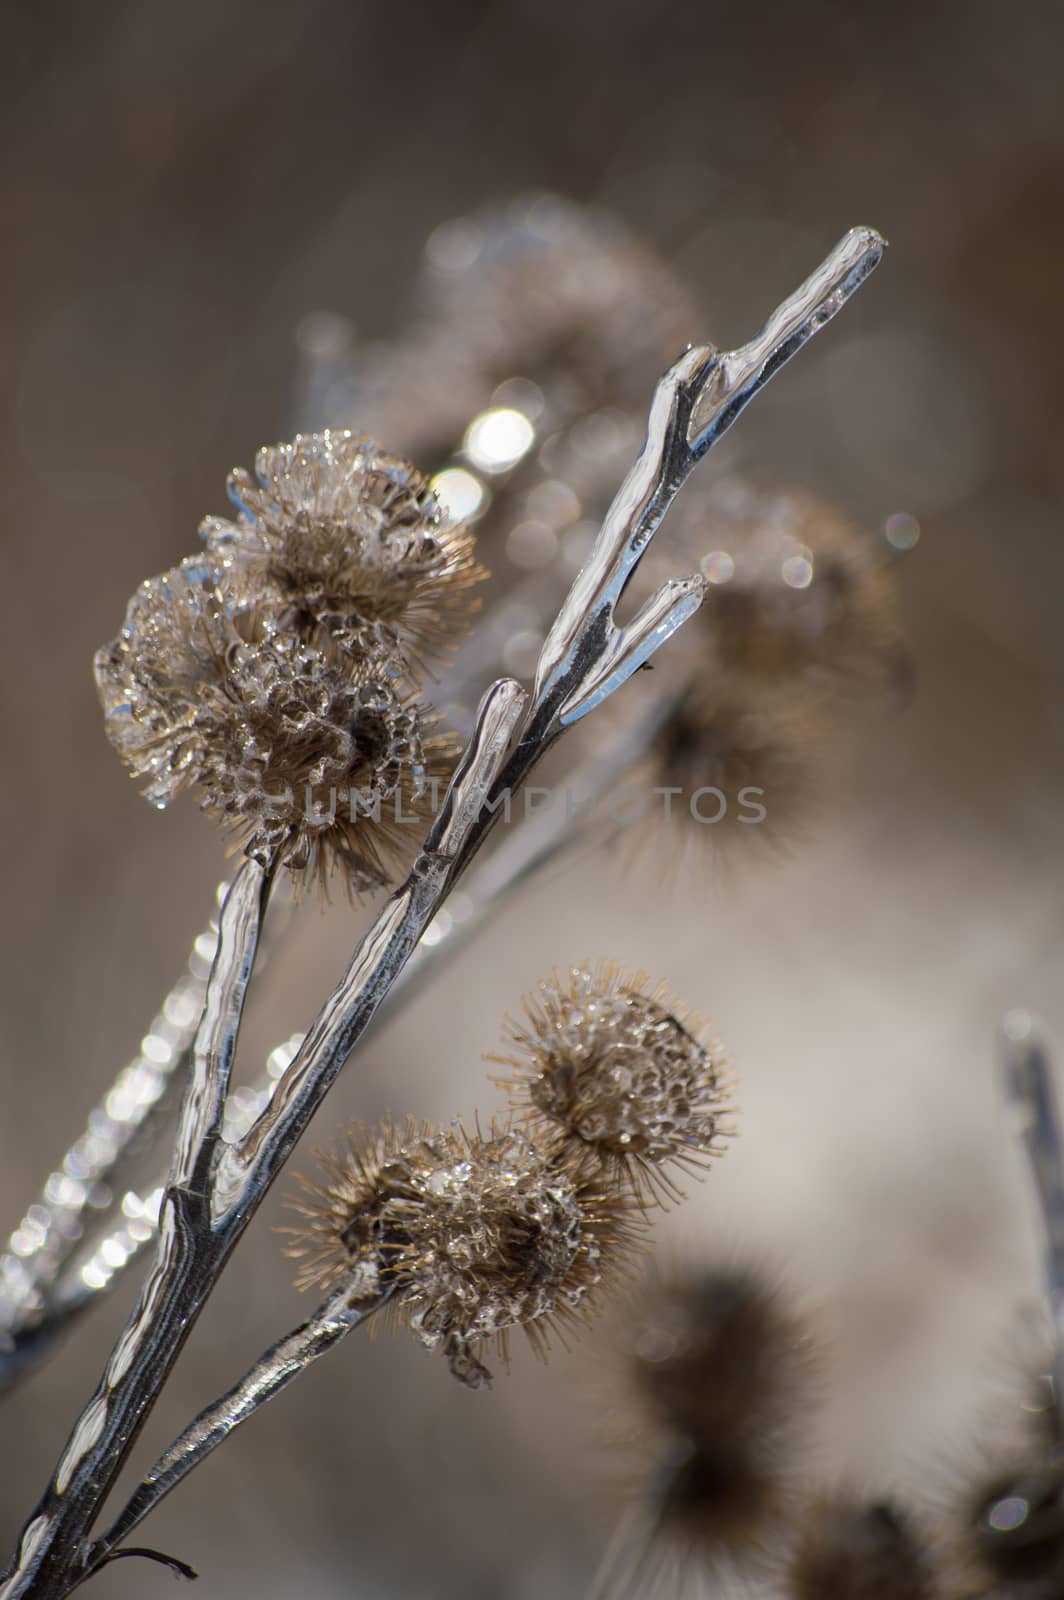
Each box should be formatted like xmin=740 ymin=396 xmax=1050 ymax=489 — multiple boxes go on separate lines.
xmin=0 ymin=221 xmax=885 ymax=1599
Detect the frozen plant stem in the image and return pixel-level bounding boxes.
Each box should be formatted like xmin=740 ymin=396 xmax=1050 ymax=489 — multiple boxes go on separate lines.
xmin=0 ymin=881 xmax=295 ymax=1392
xmin=1001 ymin=1011 xmax=1064 ymax=1417
xmin=0 ymin=225 xmax=883 ymax=1599
xmin=0 ymin=856 xmax=276 ymax=1600
xmin=85 ymin=1285 xmax=394 ymax=1576
xmin=15 ymin=687 xmax=672 ymax=1346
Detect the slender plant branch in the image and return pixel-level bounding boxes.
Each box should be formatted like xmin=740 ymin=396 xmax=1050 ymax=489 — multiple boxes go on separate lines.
xmin=23 ymin=687 xmax=670 ymax=1343
xmin=0 ymin=884 xmax=293 ymax=1392
xmin=84 ymin=1283 xmax=394 ymax=1574
xmin=0 ymin=227 xmax=882 ymax=1599
xmin=1000 ymin=1010 xmax=1064 ymax=1414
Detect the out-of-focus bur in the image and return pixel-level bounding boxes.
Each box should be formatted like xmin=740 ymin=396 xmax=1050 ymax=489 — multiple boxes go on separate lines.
xmin=622 ymin=480 xmax=908 ymax=858
xmin=688 ymin=486 xmax=904 ymax=693
xmin=94 ymin=429 xmax=479 ymax=894
xmin=784 ymin=1495 xmax=936 ymax=1600
xmin=617 ymin=1268 xmax=810 ymax=1581
xmin=201 ymin=430 xmax=486 ymax=670
xmin=284 ymin=1118 xmax=643 ymax=1388
xmin=491 ymin=963 xmax=730 ymax=1205
xmin=342 ymin=194 xmax=700 ymax=464
xmin=646 ymin=678 xmax=825 ymax=846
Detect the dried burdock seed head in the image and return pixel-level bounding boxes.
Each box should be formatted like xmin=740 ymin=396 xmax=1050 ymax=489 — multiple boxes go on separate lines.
xmin=420 ymin=194 xmax=699 ymax=409
xmin=397 ymin=1123 xmax=639 ymax=1387
xmin=201 ymin=430 xmax=486 ymax=668
xmin=628 ymin=1268 xmax=810 ymax=1566
xmin=342 ymin=194 xmax=699 ymax=466
xmin=647 ymin=678 xmax=825 ymax=850
xmin=493 ymin=963 xmax=730 ymax=1205
xmin=959 ymin=1458 xmax=1064 ymax=1591
xmin=95 ymin=556 xmax=454 ymax=892
xmin=785 ymin=1495 xmax=935 ymax=1600
xmin=286 ymin=1120 xmax=641 ymax=1388
xmin=674 ymin=480 xmax=903 ymax=695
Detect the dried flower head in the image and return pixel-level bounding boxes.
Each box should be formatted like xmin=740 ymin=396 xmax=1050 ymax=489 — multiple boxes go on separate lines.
xmin=785 ymin=1496 xmax=935 ymax=1600
xmin=285 ymin=1119 xmax=641 ymax=1387
xmin=646 ymin=678 xmax=825 ymax=850
xmin=958 ymin=1458 xmax=1064 ymax=1592
xmin=201 ymin=430 xmax=486 ymax=667
xmin=673 ymin=480 xmax=903 ymax=695
xmin=420 ymin=194 xmax=699 ymax=410
xmin=95 ymin=556 xmax=453 ymax=891
xmin=493 ymin=964 xmax=729 ymax=1204
xmin=627 ymin=1269 xmax=810 ymax=1567
xmin=282 ymin=1119 xmax=426 ymax=1300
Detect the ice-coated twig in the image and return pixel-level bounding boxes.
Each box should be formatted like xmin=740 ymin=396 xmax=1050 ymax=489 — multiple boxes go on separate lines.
xmin=84 ymin=1283 xmax=393 ymax=1577
xmin=0 ymin=856 xmax=274 ymax=1600
xmin=0 ymin=226 xmax=883 ymax=1599
xmin=0 ymin=882 xmax=293 ymax=1392
xmin=1000 ymin=1010 xmax=1064 ymax=1407
xmin=535 ymin=225 xmax=884 ymax=729
xmin=0 ymin=912 xmax=218 ymax=1382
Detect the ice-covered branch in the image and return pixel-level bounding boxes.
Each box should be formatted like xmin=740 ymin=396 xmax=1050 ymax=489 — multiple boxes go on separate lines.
xmin=0 ymin=857 xmax=274 ymax=1600
xmin=85 ymin=1284 xmax=392 ymax=1575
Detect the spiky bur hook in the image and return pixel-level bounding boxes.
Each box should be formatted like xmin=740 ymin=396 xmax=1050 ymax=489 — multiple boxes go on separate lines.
xmin=0 ymin=226 xmax=883 ymax=1600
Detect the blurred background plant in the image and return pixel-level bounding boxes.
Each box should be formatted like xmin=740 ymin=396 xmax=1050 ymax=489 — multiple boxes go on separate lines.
xmin=3 ymin=2 xmax=1064 ymax=1596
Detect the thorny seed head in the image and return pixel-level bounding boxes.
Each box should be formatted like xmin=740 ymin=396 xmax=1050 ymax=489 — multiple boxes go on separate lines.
xmin=200 ymin=430 xmax=486 ymax=668
xmin=785 ymin=1496 xmax=935 ymax=1600
xmin=628 ymin=1268 xmax=810 ymax=1566
xmin=356 ymin=195 xmax=700 ymax=460
xmin=492 ymin=964 xmax=730 ymax=1204
xmin=620 ymin=479 xmax=904 ymax=866
xmin=94 ymin=556 xmax=454 ymax=893
xmin=961 ymin=1458 xmax=1064 ymax=1592
xmin=665 ymin=480 xmax=905 ymax=694
xmin=285 ymin=1119 xmax=642 ymax=1388
xmin=648 ymin=678 xmax=824 ymax=849
xmin=421 ymin=194 xmax=699 ymax=410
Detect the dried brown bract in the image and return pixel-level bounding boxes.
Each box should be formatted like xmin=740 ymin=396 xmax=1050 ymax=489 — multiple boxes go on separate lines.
xmin=201 ymin=430 xmax=486 ymax=668
xmin=492 ymin=964 xmax=730 ymax=1205
xmin=95 ymin=555 xmax=453 ymax=892
xmin=785 ymin=1496 xmax=935 ymax=1600
xmin=628 ymin=1268 xmax=809 ymax=1568
xmin=286 ymin=1120 xmax=642 ymax=1388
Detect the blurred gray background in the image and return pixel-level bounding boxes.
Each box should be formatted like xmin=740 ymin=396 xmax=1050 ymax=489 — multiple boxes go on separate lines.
xmin=3 ymin=2 xmax=1064 ymax=1594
